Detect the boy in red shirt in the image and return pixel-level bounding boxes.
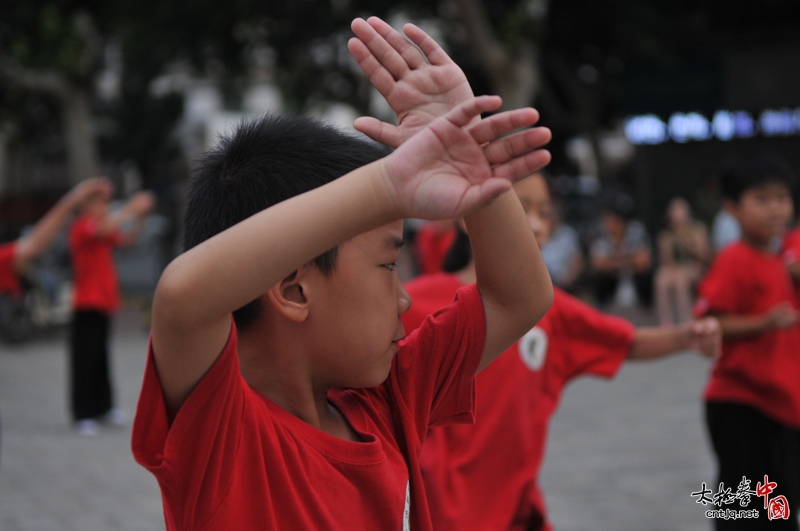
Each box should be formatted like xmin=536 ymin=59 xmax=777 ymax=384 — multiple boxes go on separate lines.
xmin=69 ymin=187 xmax=154 ymax=435
xmin=695 ymin=155 xmax=800 ymax=529
xmin=402 ymin=174 xmax=720 ymax=531
xmin=0 ymin=178 xmax=110 ymax=302
xmin=131 ymin=16 xmax=554 ymax=531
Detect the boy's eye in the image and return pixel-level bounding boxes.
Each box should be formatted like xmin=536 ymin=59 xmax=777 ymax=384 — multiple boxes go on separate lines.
xmin=383 ymin=263 xmax=397 ymax=272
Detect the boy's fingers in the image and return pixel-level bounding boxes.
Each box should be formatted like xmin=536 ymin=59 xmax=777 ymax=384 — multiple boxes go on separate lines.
xmin=351 ymin=18 xmax=410 ymax=81
xmin=491 ymin=149 xmax=552 ymax=183
xmin=348 ymin=38 xmax=396 ymax=97
xmin=482 ymin=128 xmax=551 ymax=166
xmin=444 ymin=96 xmax=502 ymax=128
xmin=459 ymin=179 xmax=512 ymax=213
xmin=366 ymin=17 xmax=426 ymax=69
xmin=353 ymin=117 xmax=403 ymax=149
xmin=403 ymin=23 xmax=452 ymax=66
xmin=468 ymin=108 xmax=540 ymax=145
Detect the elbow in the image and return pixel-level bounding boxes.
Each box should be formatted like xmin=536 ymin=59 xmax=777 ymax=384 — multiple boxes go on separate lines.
xmin=515 ymin=275 xmax=553 ymax=333
xmin=530 ymin=279 xmax=554 ymax=325
xmin=152 ymin=260 xmax=193 ymax=331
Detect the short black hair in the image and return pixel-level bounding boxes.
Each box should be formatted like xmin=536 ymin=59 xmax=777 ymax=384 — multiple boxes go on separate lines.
xmin=184 ymin=114 xmax=390 ymax=330
xmin=601 ymin=191 xmax=636 ymax=221
xmin=718 ymin=153 xmax=796 ymax=202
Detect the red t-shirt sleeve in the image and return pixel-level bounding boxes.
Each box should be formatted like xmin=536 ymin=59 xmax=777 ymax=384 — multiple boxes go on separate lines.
xmin=553 ymin=291 xmax=635 ymax=381
xmin=132 ymin=323 xmax=244 ymax=530
xmin=0 ymin=243 xmax=20 ymax=295
xmin=695 ymin=251 xmax=742 ymax=316
xmin=388 ymin=284 xmax=486 ymax=439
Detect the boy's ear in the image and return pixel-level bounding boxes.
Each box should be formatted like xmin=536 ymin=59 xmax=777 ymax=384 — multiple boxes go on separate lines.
xmin=265 ymin=268 xmax=310 ymax=323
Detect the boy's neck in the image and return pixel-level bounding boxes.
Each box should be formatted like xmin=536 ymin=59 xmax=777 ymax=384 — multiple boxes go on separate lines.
xmin=740 ymin=233 xmax=777 ymax=254
xmin=238 ymin=327 xmax=362 ymax=442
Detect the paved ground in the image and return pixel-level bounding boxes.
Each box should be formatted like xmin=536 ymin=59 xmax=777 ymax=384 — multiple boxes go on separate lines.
xmin=0 ymin=306 xmax=729 ymax=530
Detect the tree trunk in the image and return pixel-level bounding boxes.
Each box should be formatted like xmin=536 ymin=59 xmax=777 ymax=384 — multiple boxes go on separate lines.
xmin=61 ymin=89 xmax=100 ymax=184
xmin=450 ymin=0 xmax=541 ymax=110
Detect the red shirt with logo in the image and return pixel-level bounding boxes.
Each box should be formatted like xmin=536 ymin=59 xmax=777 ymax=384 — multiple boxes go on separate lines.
xmin=69 ymin=216 xmax=122 ymax=313
xmin=403 ymin=273 xmax=635 ymax=531
xmin=694 ymin=241 xmax=800 ymax=428
xmin=132 ymin=284 xmax=486 ymax=531
xmin=0 ymin=243 xmax=21 ymax=297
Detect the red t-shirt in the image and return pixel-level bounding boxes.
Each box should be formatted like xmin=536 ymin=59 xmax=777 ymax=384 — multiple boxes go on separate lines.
xmin=0 ymin=243 xmax=21 ymax=297
xmin=131 ymin=284 xmax=486 ymax=531
xmin=403 ymin=273 xmax=634 ymax=531
xmin=69 ymin=216 xmax=122 ymax=313
xmin=414 ymin=223 xmax=457 ymax=275
xmin=782 ymin=227 xmax=800 ymax=302
xmin=694 ymin=241 xmax=800 ymax=428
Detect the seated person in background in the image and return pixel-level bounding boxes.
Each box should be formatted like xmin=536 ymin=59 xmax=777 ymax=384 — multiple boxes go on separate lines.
xmin=414 ymin=220 xmax=457 ymax=275
xmin=541 ymin=201 xmax=583 ymax=291
xmin=655 ymin=197 xmax=710 ymax=326
xmin=590 ymin=193 xmax=653 ymax=307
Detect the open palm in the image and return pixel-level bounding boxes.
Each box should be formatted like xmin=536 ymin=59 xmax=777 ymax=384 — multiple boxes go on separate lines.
xmin=349 ymin=17 xmax=476 ymax=148
xmin=384 ymin=96 xmax=551 ymax=220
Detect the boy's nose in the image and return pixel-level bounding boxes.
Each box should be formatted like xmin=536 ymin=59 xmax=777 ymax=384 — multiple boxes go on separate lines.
xmin=398 ymin=284 xmax=412 ymax=315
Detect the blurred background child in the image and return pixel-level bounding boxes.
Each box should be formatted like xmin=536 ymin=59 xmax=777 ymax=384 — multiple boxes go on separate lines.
xmin=68 ymin=187 xmax=154 ymax=436
xmin=404 ymin=172 xmax=719 ymax=531
xmin=694 ymin=154 xmax=800 ymax=529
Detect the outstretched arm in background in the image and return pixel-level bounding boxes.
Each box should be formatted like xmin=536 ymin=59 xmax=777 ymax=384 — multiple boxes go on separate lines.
xmin=629 ymin=317 xmax=721 ymax=361
xmin=13 ymin=178 xmax=110 ymax=273
xmin=349 ymin=17 xmax=553 ymax=370
xmin=97 ymin=191 xmax=156 ymax=246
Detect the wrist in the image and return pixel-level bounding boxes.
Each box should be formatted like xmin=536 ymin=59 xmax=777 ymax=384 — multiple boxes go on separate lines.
xmin=676 ymin=322 xmax=694 ymax=350
xmin=370 ymin=158 xmax=405 ymax=220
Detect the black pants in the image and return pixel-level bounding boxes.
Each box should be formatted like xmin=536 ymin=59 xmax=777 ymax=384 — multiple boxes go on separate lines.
xmin=594 ymin=271 xmax=654 ymax=307
xmin=70 ymin=310 xmax=113 ymax=421
xmin=706 ymin=401 xmax=800 ymax=530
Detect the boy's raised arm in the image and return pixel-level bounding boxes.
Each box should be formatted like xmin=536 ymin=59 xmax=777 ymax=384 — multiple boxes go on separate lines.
xmin=14 ymin=178 xmax=110 ymax=272
xmin=350 ymin=17 xmax=553 ymax=370
xmin=152 ymin=96 xmax=550 ymax=415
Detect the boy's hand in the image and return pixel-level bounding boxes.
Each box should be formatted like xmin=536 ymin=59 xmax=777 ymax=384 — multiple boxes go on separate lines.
xmin=68 ymin=177 xmax=112 ymax=206
xmin=687 ymin=317 xmax=721 ymax=359
xmin=128 ymin=191 xmax=156 ymax=217
xmin=349 ymin=17 xmax=475 ymax=148
xmin=763 ymin=302 xmax=799 ymax=329
xmin=382 ymin=95 xmax=551 ymax=220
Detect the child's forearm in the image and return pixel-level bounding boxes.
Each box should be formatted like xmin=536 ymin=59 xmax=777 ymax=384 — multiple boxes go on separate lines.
xmin=630 ymin=325 xmax=692 ymax=360
xmin=466 ymin=190 xmax=553 ymax=370
xmin=13 ymin=193 xmax=80 ymax=272
xmin=715 ymin=314 xmax=771 ymax=337
xmin=156 ymin=160 xmax=397 ymax=330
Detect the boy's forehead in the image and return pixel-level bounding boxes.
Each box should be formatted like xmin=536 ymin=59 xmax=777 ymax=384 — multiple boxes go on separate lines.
xmin=347 ymin=221 xmax=405 ymax=250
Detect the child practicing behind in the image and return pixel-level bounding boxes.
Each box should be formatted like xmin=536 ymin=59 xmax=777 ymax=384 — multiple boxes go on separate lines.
xmin=69 ymin=186 xmax=154 ymax=435
xmin=350 ymin=18 xmax=720 ymax=531
xmin=131 ymin=16 xmax=553 ymax=530
xmin=695 ymin=155 xmax=800 ymax=529
xmin=402 ymin=171 xmax=720 ymax=531
xmin=0 ymin=178 xmax=110 ymax=302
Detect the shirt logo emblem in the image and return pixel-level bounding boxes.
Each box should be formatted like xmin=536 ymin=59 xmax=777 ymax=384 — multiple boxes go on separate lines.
xmin=518 ymin=327 xmax=548 ymax=371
